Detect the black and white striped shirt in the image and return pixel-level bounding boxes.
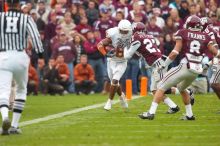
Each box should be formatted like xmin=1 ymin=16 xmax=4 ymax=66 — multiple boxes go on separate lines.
xmin=0 ymin=9 xmax=43 ymax=53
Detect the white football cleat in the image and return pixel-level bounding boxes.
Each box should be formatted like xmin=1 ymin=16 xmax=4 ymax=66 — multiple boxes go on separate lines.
xmin=120 ymin=93 xmax=128 ymax=108
xmin=104 ymin=99 xmax=112 ymax=111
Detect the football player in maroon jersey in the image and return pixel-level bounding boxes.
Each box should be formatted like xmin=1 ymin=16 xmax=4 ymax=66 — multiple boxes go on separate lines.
xmin=201 ymin=17 xmax=220 ymax=99
xmin=139 ymin=15 xmax=220 ymax=120
xmin=124 ymin=22 xmax=180 ymax=114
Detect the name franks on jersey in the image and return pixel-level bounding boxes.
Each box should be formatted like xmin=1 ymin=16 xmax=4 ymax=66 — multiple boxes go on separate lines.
xmin=6 ymin=17 xmax=19 ymax=33
xmin=188 ymin=32 xmax=205 ymax=40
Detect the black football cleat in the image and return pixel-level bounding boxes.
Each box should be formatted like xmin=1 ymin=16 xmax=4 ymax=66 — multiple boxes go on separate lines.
xmin=1 ymin=118 xmax=11 ymax=135
xmin=167 ymin=106 xmax=180 ymax=114
xmin=188 ymin=89 xmax=195 ymax=106
xmin=138 ymin=112 xmax=155 ymax=120
xmin=180 ymin=115 xmax=195 ymax=121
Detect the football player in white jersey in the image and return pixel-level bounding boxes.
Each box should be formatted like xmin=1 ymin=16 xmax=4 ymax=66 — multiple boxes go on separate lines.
xmin=97 ymin=19 xmax=132 ymax=110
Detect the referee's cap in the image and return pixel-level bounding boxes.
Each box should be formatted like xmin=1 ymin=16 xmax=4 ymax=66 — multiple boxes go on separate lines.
xmin=7 ymin=0 xmax=20 ymax=4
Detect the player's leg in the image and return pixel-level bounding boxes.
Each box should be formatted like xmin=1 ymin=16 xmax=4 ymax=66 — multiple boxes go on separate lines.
xmin=151 ymin=66 xmax=179 ymax=114
xmin=210 ymin=67 xmax=220 ymax=99
xmin=9 ymin=55 xmax=29 ymax=134
xmin=114 ymin=61 xmax=128 ymax=108
xmin=177 ymin=73 xmax=197 ymax=120
xmin=0 ymin=70 xmax=13 ymax=135
xmin=139 ymin=64 xmax=185 ymax=120
xmin=104 ymin=59 xmax=115 ymax=110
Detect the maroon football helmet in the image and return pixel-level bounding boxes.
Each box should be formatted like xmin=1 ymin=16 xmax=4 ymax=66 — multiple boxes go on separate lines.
xmin=201 ymin=17 xmax=213 ymax=31
xmin=184 ymin=15 xmax=202 ymax=31
xmin=132 ymin=22 xmax=146 ymax=33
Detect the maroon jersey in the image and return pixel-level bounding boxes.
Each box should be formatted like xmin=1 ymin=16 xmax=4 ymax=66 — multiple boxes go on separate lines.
xmin=94 ymin=19 xmax=114 ymax=39
xmin=132 ymin=32 xmax=162 ymax=66
xmin=174 ymin=29 xmax=213 ymax=62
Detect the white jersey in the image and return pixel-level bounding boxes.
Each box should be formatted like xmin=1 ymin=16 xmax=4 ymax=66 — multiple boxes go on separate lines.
xmin=106 ymin=27 xmax=132 ymax=62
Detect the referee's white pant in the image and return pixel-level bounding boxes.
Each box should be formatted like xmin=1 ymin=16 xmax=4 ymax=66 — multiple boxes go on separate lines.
xmin=0 ymin=51 xmax=30 ymax=110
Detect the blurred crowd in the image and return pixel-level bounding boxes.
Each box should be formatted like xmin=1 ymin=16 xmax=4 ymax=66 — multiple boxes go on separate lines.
xmin=1 ymin=0 xmax=220 ymax=95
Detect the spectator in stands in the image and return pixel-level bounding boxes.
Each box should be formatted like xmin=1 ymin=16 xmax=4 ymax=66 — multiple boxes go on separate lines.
xmin=50 ymin=25 xmax=62 ymax=54
xmin=70 ymin=3 xmax=81 ymax=25
xmin=30 ymin=9 xmax=45 ymax=31
xmin=94 ymin=8 xmax=114 ymax=39
xmin=162 ymin=16 xmax=178 ymax=36
xmin=60 ymin=11 xmax=76 ymax=39
xmin=114 ymin=0 xmax=130 ymax=18
xmin=70 ymin=33 xmax=85 ymax=65
xmin=169 ymin=8 xmax=184 ymax=29
xmin=127 ymin=1 xmax=147 ymax=23
xmin=74 ymin=55 xmax=97 ymax=95
xmin=152 ymin=7 xmax=165 ymax=29
xmin=52 ymin=30 xmax=77 ymax=93
xmin=75 ymin=16 xmax=92 ymax=37
xmin=36 ymin=0 xmax=50 ymax=24
xmin=99 ymin=0 xmax=115 ymax=15
xmin=86 ymin=0 xmax=99 ymax=26
xmin=37 ymin=58 xmax=46 ymax=94
xmin=83 ymin=31 xmax=104 ymax=92
xmin=178 ymin=0 xmax=190 ymax=20
xmin=113 ymin=9 xmax=125 ymax=25
xmin=160 ymin=0 xmax=171 ymax=21
xmin=54 ymin=3 xmax=65 ymax=21
xmin=146 ymin=15 xmax=162 ymax=37
xmin=28 ymin=64 xmax=39 ymax=96
xmin=39 ymin=31 xmax=50 ymax=64
xmin=45 ymin=11 xmax=58 ymax=41
xmin=21 ymin=4 xmax=29 ymax=14
xmin=56 ymin=55 xmax=70 ymax=92
xmin=43 ymin=58 xmax=64 ymax=95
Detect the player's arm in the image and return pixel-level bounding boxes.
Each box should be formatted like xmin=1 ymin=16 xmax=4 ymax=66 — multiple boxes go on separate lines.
xmin=27 ymin=16 xmax=44 ymax=58
xmin=97 ymin=38 xmax=112 ymax=56
xmin=124 ymin=40 xmax=141 ymax=59
xmin=207 ymin=42 xmax=220 ymax=58
xmin=164 ymin=39 xmax=182 ymax=66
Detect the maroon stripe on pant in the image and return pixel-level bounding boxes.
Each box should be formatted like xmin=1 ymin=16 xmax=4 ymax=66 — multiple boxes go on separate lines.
xmin=161 ymin=64 xmax=183 ymax=84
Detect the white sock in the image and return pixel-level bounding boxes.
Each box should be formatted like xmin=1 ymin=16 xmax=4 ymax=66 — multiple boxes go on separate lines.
xmin=164 ymin=97 xmax=177 ymax=108
xmin=185 ymin=104 xmax=193 ymax=117
xmin=120 ymin=92 xmax=125 ymax=99
xmin=11 ymin=112 xmax=21 ymax=128
xmin=107 ymin=99 xmax=113 ymax=104
xmin=0 ymin=107 xmax=9 ymax=120
xmin=149 ymin=102 xmax=158 ymax=114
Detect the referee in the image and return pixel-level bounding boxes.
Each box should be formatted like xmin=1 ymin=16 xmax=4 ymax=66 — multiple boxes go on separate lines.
xmin=0 ymin=0 xmax=43 ymax=135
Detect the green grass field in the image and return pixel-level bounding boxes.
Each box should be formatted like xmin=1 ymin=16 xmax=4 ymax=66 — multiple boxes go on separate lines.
xmin=1 ymin=93 xmax=220 ymax=146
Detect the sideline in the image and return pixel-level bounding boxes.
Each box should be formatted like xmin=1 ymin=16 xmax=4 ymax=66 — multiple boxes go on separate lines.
xmin=20 ymin=96 xmax=142 ymax=127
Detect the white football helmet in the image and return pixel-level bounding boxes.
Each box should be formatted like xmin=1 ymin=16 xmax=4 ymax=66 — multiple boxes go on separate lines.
xmin=118 ymin=19 xmax=132 ymax=32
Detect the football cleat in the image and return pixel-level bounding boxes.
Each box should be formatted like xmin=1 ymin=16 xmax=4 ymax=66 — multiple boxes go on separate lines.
xmin=1 ymin=118 xmax=11 ymax=135
xmin=188 ymin=89 xmax=195 ymax=106
xmin=180 ymin=115 xmax=195 ymax=121
xmin=166 ymin=106 xmax=180 ymax=114
xmin=120 ymin=93 xmax=128 ymax=109
xmin=138 ymin=112 xmax=155 ymax=120
xmin=104 ymin=99 xmax=112 ymax=111
xmin=9 ymin=127 xmax=22 ymax=134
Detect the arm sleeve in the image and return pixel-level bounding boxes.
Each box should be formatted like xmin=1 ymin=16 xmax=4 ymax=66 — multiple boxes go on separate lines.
xmin=27 ymin=16 xmax=44 ymax=54
xmin=124 ymin=40 xmax=141 ymax=60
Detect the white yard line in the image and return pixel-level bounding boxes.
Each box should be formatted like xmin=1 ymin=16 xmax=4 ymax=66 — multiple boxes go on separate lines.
xmin=20 ymin=96 xmax=142 ymax=127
